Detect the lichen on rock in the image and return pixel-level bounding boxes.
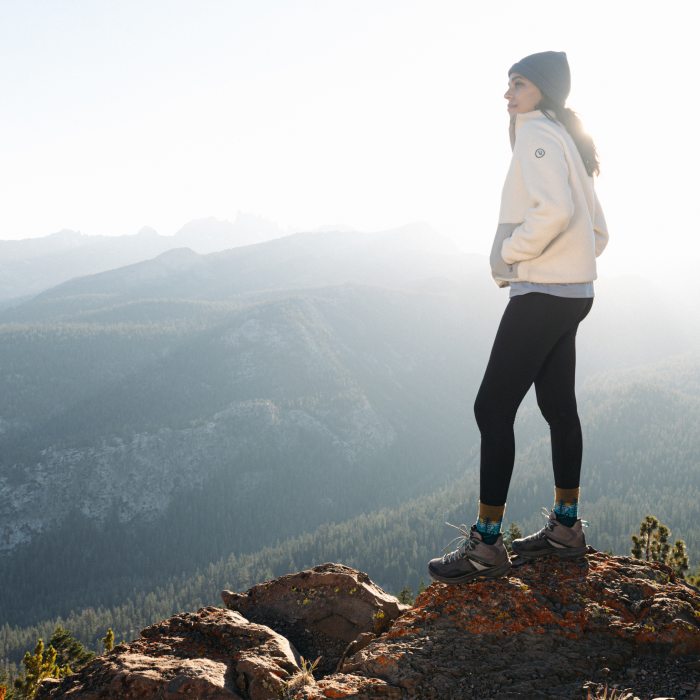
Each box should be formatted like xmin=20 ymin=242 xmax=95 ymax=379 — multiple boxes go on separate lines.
xmin=36 ymin=553 xmax=700 ymax=699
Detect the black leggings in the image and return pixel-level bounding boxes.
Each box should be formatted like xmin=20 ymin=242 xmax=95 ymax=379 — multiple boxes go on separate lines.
xmin=474 ymin=293 xmax=594 ymax=506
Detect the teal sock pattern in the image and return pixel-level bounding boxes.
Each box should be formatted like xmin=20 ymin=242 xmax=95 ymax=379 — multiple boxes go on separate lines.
xmin=553 ymin=500 xmax=578 ymax=527
xmin=476 ymin=515 xmax=502 ymax=544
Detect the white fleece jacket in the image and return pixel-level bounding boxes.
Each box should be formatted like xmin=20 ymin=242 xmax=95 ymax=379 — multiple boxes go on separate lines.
xmin=489 ymin=109 xmax=609 ymax=287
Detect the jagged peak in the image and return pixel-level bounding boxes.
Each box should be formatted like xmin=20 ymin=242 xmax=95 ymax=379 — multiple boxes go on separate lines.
xmin=136 ymin=226 xmax=159 ymax=237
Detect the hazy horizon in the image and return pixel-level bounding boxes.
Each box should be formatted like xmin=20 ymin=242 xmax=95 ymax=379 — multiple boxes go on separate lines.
xmin=3 ymin=216 xmax=698 ymax=310
xmin=2 ymin=0 xmax=698 ymax=296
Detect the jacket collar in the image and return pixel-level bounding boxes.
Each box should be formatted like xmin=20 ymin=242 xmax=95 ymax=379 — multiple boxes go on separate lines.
xmin=514 ymin=109 xmax=550 ymax=126
xmin=513 ymin=109 xmax=562 ymax=136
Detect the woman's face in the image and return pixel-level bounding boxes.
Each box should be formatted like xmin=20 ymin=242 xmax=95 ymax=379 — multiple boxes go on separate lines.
xmin=504 ymin=73 xmax=542 ymax=115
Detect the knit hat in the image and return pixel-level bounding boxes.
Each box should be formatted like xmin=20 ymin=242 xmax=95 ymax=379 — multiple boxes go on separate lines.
xmin=508 ymin=51 xmax=570 ymax=106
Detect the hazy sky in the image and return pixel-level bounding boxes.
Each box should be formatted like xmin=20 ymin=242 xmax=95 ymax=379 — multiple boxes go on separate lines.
xmin=1 ymin=0 xmax=697 ymax=291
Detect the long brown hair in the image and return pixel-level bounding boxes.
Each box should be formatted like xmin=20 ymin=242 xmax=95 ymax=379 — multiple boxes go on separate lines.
xmin=538 ymin=95 xmax=600 ymax=177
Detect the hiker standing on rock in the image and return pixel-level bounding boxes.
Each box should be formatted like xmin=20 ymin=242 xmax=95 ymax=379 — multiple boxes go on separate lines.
xmin=428 ymin=51 xmax=609 ymax=584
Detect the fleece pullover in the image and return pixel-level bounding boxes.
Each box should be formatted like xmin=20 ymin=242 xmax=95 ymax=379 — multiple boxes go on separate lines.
xmin=490 ymin=109 xmax=609 ymax=288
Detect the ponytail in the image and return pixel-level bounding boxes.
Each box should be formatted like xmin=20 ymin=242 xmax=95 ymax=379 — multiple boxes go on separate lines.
xmin=538 ymin=96 xmax=600 ymax=177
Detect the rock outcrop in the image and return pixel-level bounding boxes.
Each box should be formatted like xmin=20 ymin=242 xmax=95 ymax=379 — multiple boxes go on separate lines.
xmin=37 ymin=553 xmax=700 ymax=700
xmin=36 ymin=606 xmax=300 ymax=699
xmin=221 ymin=562 xmax=409 ymax=676
xmin=329 ymin=552 xmax=700 ymax=699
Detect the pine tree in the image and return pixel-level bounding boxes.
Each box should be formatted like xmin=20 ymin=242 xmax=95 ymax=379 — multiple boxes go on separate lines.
xmin=668 ymin=540 xmax=689 ymax=578
xmin=631 ymin=515 xmax=689 ymax=577
xmin=502 ymin=522 xmax=523 ymax=554
xmin=49 ymin=627 xmax=94 ymax=671
xmin=13 ymin=639 xmax=62 ymax=699
xmin=101 ymin=629 xmax=115 ymax=653
xmin=632 ymin=515 xmax=666 ymax=561
xmin=396 ymin=586 xmax=413 ymax=605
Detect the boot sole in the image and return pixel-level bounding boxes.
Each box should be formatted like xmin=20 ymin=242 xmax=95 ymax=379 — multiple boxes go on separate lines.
xmin=427 ymin=560 xmax=512 ymax=584
xmin=511 ymin=544 xmax=587 ymax=560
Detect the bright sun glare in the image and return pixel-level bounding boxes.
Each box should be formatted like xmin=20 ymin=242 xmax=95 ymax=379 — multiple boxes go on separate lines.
xmin=0 ymin=0 xmax=697 ymax=300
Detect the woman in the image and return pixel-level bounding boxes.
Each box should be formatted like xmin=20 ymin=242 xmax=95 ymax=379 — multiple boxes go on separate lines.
xmin=428 ymin=51 xmax=609 ymax=584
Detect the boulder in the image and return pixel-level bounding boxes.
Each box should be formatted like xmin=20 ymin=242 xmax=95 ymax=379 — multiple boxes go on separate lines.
xmin=36 ymin=606 xmax=300 ymax=700
xmin=221 ymin=562 xmax=408 ymax=676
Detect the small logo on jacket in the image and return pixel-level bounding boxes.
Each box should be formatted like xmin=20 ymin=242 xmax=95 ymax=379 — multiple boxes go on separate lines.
xmin=535 ymin=148 xmax=545 ymax=158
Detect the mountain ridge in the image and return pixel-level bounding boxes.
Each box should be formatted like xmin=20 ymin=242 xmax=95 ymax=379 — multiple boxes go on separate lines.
xmin=0 ymin=219 xmax=456 ymax=304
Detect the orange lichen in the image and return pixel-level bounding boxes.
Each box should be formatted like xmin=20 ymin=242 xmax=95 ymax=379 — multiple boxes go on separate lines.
xmin=323 ymin=552 xmax=700 ymax=700
xmin=322 ymin=689 xmax=355 ymax=698
xmin=372 ymin=654 xmax=397 ymax=667
xmin=375 ymin=555 xmax=700 ymax=657
xmin=317 ymin=675 xmax=392 ymax=699
xmin=383 ymin=624 xmax=415 ymax=640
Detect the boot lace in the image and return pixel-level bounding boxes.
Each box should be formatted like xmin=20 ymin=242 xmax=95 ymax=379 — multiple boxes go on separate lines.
xmin=441 ymin=521 xmax=478 ymax=563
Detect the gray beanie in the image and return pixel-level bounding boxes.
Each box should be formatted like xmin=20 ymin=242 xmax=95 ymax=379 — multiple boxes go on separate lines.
xmin=508 ymin=51 xmax=570 ymax=106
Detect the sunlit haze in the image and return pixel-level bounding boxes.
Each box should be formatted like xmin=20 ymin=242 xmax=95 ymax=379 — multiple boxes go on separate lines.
xmin=1 ymin=0 xmax=697 ymax=298
xmin=2 ymin=2 xmax=700 ymax=675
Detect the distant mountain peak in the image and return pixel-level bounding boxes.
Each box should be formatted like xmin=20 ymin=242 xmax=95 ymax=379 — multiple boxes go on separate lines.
xmin=174 ymin=216 xmax=232 ymax=234
xmin=156 ymin=246 xmax=199 ymax=262
xmin=172 ymin=213 xmax=285 ymax=253
xmin=136 ymin=226 xmax=159 ymax=238
xmin=49 ymin=228 xmax=85 ymax=242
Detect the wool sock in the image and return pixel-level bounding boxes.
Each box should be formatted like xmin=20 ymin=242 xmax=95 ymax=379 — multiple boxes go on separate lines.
xmin=476 ymin=501 xmax=505 ymax=544
xmin=553 ymin=486 xmax=580 ymax=526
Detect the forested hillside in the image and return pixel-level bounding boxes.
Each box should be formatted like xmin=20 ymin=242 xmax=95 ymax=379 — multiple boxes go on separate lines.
xmin=0 ymin=284 xmax=484 ymax=624
xmin=1 ymin=226 xmax=697 ymax=658
xmin=0 ymin=225 xmax=492 ymax=628
xmin=1 ymin=351 xmax=698 ymax=675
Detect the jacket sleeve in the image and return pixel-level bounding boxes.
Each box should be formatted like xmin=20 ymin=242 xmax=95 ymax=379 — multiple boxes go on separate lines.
xmin=501 ymin=123 xmax=575 ymax=265
xmin=593 ymin=189 xmax=609 ymax=257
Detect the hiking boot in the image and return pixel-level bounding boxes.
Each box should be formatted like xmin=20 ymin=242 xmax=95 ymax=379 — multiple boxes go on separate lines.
xmin=428 ymin=521 xmax=511 ymax=584
xmin=511 ymin=507 xmax=588 ymax=560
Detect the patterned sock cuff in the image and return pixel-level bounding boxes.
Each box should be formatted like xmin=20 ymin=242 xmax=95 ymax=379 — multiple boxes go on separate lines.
xmin=476 ymin=515 xmax=503 ymax=537
xmin=554 ymin=487 xmax=579 ymax=519
xmin=553 ymin=501 xmax=579 ymax=520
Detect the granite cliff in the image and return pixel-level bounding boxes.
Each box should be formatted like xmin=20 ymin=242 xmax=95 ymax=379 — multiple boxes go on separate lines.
xmin=36 ymin=552 xmax=700 ymax=699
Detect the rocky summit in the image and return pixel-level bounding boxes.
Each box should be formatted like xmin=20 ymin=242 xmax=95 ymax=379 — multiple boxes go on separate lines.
xmin=37 ymin=554 xmax=700 ymax=699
